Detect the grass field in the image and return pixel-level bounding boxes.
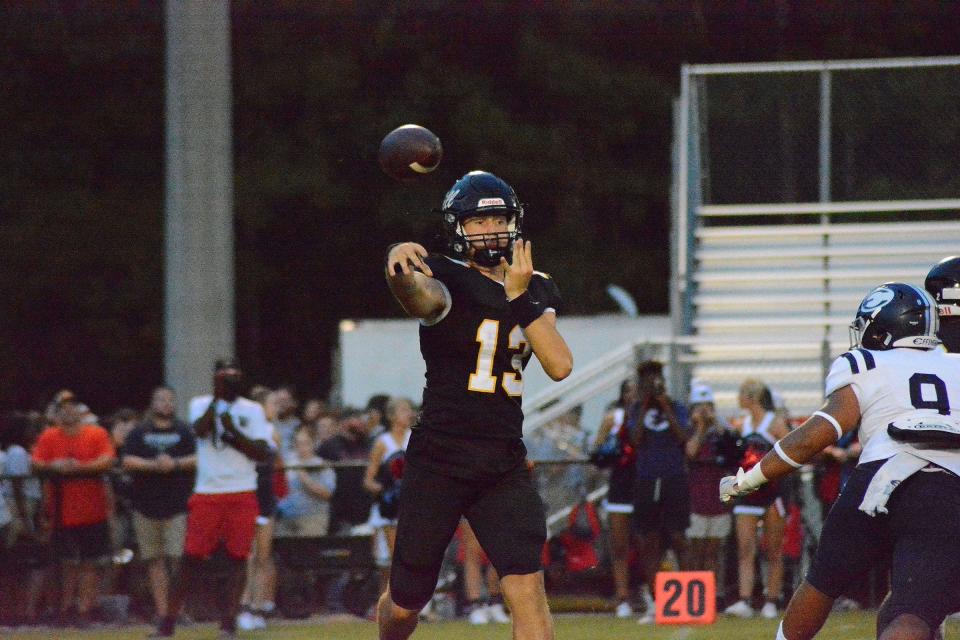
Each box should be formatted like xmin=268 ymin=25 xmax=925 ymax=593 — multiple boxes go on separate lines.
xmin=8 ymin=610 xmax=954 ymax=640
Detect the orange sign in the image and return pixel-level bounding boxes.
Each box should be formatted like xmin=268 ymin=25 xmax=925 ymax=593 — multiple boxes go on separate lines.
xmin=654 ymin=571 xmax=716 ymax=625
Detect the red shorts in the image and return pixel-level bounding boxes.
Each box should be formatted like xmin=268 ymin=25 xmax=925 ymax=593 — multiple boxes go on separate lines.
xmin=184 ymin=491 xmax=258 ymax=560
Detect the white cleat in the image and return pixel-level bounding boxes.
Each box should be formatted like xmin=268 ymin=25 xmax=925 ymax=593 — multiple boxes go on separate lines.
xmin=615 ymin=600 xmax=633 ymax=618
xmin=724 ymin=599 xmax=754 ymax=618
xmin=486 ymin=603 xmax=510 ymax=624
xmin=468 ymin=605 xmax=490 ymax=625
xmin=760 ymin=602 xmax=778 ymax=619
xmin=236 ymin=610 xmax=259 ymax=631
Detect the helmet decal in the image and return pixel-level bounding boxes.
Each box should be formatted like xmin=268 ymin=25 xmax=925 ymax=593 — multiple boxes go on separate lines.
xmin=859 ymin=287 xmax=895 ymax=316
xmin=442 ymin=188 xmax=460 ymax=211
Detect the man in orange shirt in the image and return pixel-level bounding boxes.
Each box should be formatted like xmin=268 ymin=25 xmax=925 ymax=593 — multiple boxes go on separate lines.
xmin=32 ymin=393 xmax=116 ymax=627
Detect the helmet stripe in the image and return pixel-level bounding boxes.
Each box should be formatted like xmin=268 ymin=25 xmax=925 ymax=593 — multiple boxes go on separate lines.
xmin=908 ymin=283 xmax=934 ymax=336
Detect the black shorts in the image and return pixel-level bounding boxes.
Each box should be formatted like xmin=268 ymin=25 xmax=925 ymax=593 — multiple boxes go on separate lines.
xmin=632 ymin=475 xmax=690 ymax=535
xmin=389 ymin=459 xmax=546 ymax=610
xmin=255 ymin=463 xmax=277 ymax=518
xmin=605 ymin=464 xmax=636 ymax=512
xmin=808 ymin=460 xmax=960 ymax=629
xmin=53 ymin=521 xmax=112 ymax=563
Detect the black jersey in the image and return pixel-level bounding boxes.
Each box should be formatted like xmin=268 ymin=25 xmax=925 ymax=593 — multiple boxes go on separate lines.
xmin=417 ymin=254 xmax=562 ymax=441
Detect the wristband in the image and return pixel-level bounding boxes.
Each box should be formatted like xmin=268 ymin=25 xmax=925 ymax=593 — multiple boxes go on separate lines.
xmin=508 ymin=291 xmax=544 ymax=328
xmin=737 ymin=463 xmax=768 ymax=492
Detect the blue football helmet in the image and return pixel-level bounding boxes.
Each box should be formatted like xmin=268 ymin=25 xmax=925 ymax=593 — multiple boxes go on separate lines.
xmin=439 ymin=171 xmax=523 ymax=267
xmin=849 ymin=282 xmax=940 ymax=351
xmin=925 ymin=256 xmax=960 ymax=352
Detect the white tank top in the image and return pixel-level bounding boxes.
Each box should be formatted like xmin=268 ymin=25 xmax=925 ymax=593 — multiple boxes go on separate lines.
xmin=742 ymin=411 xmax=776 ymax=444
xmin=609 ymin=407 xmax=627 ymax=435
xmin=376 ymin=429 xmax=410 ymax=458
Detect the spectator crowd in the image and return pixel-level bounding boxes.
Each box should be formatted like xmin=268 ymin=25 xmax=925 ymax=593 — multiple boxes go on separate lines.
xmin=0 ymin=359 xmax=861 ymax=630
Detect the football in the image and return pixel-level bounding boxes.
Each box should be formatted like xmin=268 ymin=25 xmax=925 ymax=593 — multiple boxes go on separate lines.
xmin=378 ymin=124 xmax=443 ymax=182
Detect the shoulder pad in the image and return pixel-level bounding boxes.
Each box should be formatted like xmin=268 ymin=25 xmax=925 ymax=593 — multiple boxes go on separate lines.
xmin=825 ymin=349 xmax=877 ymax=397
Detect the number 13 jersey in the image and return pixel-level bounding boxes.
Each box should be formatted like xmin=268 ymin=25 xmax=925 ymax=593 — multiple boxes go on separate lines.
xmin=417 ymin=254 xmax=562 ymax=440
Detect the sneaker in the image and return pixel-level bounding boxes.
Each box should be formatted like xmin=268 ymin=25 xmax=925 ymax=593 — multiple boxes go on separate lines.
xmin=724 ymin=600 xmax=754 ymax=618
xmin=760 ymin=601 xmax=778 ymax=619
xmin=639 ymin=585 xmax=655 ymax=613
xmin=236 ymin=610 xmax=259 ymax=631
xmin=614 ymin=600 xmax=633 ymax=618
xmin=468 ymin=605 xmax=490 ymax=625
xmin=637 ymin=611 xmax=655 ymax=624
xmin=486 ymin=603 xmax=510 ymax=624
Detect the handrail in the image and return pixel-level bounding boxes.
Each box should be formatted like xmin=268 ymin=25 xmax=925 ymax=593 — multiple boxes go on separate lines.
xmin=698 ymin=198 xmax=960 ymax=217
xmin=697 ymin=219 xmax=960 ymax=238
xmin=686 ymin=55 xmax=960 ymax=75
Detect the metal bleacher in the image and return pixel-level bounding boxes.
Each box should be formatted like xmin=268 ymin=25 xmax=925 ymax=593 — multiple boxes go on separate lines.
xmin=685 ymin=215 xmax=960 ymax=416
xmin=672 ymin=56 xmax=960 ymax=418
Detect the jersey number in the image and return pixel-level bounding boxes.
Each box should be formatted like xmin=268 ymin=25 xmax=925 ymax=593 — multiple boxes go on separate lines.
xmin=468 ymin=319 xmax=529 ymax=396
xmin=909 ymin=373 xmax=951 ymax=415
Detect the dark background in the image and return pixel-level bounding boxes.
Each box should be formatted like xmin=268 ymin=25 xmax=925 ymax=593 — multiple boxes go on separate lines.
xmin=2 ymin=2 xmax=959 ymax=413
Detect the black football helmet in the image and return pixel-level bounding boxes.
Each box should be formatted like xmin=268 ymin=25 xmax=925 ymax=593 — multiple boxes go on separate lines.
xmin=925 ymin=256 xmax=960 ymax=353
xmin=849 ymin=282 xmax=940 ymax=351
xmin=439 ymin=170 xmax=523 ymax=267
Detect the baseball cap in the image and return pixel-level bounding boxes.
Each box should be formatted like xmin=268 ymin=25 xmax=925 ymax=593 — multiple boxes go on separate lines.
xmin=688 ymin=381 xmax=714 ymax=404
xmin=54 ymin=389 xmax=78 ymax=407
xmin=214 ymin=357 xmax=241 ymax=372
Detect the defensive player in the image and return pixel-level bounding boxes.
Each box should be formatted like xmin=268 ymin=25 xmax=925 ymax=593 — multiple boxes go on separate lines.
xmin=926 ymin=255 xmax=960 ymax=353
xmin=719 ymin=282 xmax=960 ymax=640
xmin=378 ymin=170 xmax=573 ymax=640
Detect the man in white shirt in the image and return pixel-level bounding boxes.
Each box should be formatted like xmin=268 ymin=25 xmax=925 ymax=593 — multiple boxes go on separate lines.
xmin=151 ymin=359 xmax=275 ymax=640
xmin=721 ymin=282 xmax=960 ymax=640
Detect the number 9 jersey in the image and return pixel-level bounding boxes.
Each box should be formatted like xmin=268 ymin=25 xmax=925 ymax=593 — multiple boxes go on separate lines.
xmin=417 ymin=254 xmax=562 ymax=441
xmin=825 ymin=347 xmax=960 ymax=476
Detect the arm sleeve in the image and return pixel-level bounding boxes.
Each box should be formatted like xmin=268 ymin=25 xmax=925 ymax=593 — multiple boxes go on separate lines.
xmin=249 ymin=405 xmax=277 ymax=447
xmin=187 ymin=396 xmax=208 ymax=423
xmin=538 ymin=274 xmax=562 ymax=315
xmin=825 ymin=352 xmax=875 ymax=409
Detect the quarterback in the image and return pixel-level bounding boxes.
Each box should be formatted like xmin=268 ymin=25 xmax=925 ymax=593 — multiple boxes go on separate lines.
xmin=720 ymin=282 xmax=960 ymax=640
xmin=377 ymin=171 xmax=573 ymax=640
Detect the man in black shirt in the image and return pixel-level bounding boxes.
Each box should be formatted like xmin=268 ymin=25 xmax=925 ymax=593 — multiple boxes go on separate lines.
xmin=121 ymin=386 xmax=196 ymax=623
xmin=316 ymin=409 xmax=376 ymax=533
xmin=378 ymin=171 xmax=573 ymax=640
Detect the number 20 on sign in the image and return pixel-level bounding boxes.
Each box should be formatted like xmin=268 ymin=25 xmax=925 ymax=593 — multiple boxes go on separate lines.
xmin=654 ymin=571 xmax=716 ymax=624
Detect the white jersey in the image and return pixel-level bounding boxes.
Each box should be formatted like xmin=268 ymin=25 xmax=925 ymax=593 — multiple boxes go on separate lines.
xmin=375 ymin=429 xmax=410 ymax=458
xmin=825 ymin=347 xmax=960 ymax=476
xmin=742 ymin=411 xmax=777 ymax=445
xmin=609 ymin=407 xmax=627 ymax=436
xmin=188 ymin=395 xmax=276 ymax=494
